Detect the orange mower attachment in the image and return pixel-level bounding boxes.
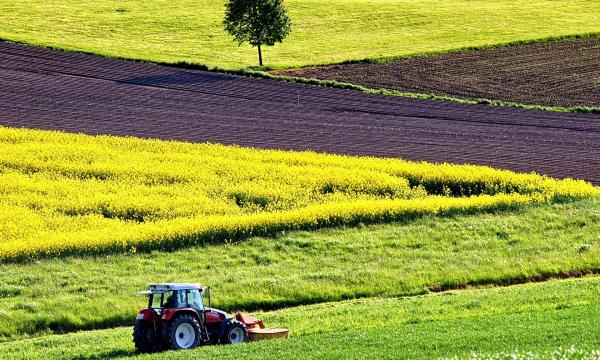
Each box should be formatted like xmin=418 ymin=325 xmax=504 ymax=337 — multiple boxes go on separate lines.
xmin=236 ymin=313 xmax=289 ymax=341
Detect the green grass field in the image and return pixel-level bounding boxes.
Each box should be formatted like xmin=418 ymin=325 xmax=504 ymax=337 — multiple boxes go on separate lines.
xmin=0 ymin=197 xmax=598 ymax=342
xmin=0 ymin=0 xmax=599 ymax=69
xmin=2 ymin=276 xmax=598 ymax=359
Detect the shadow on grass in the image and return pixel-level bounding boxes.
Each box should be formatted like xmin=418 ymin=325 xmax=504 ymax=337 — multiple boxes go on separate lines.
xmin=70 ymin=349 xmax=134 ymax=360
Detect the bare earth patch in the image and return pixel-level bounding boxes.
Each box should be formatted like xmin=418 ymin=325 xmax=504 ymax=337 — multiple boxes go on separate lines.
xmin=276 ymin=38 xmax=600 ymax=108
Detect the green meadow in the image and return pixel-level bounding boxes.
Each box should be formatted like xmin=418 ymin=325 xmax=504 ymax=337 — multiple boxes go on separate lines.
xmin=2 ymin=276 xmax=598 ymax=359
xmin=0 ymin=197 xmax=598 ymax=342
xmin=0 ymin=0 xmax=598 ymax=69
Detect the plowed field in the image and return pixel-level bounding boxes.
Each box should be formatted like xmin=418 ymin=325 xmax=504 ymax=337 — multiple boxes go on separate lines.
xmin=277 ymin=38 xmax=600 ymax=108
xmin=1 ymin=42 xmax=599 ymax=184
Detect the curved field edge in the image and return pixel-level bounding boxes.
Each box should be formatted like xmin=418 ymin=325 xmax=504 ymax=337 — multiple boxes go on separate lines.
xmin=0 ymin=127 xmax=596 ymax=262
xmin=3 ymin=30 xmax=599 ymax=72
xmin=0 ymin=197 xmax=598 ymax=340
xmin=0 ymin=194 xmax=538 ymax=261
xmin=253 ymin=72 xmax=600 ymax=115
xmin=276 ymin=33 xmax=600 ymax=68
xmin=3 ymin=33 xmax=600 ymax=115
xmin=0 ymin=0 xmax=599 ymax=69
xmin=1 ymin=276 xmax=598 ymax=359
xmin=268 ymin=34 xmax=600 ymax=114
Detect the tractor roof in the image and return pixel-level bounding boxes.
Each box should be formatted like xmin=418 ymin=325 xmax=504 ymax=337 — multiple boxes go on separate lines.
xmin=141 ymin=283 xmax=202 ymax=294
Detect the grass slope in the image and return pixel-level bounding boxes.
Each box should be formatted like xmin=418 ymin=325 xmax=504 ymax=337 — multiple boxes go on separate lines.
xmin=0 ymin=1 xmax=599 ymax=69
xmin=0 ymin=197 xmax=598 ymax=340
xmin=1 ymin=276 xmax=599 ymax=359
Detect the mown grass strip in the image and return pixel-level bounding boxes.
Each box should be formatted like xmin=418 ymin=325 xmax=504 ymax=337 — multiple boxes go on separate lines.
xmin=1 ymin=276 xmax=598 ymax=359
xmin=0 ymin=197 xmax=598 ymax=341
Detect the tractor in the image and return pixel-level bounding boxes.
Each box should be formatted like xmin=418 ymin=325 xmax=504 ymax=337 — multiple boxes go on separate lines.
xmin=133 ymin=283 xmax=286 ymax=352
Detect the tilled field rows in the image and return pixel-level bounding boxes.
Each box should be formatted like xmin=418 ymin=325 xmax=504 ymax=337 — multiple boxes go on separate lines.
xmin=277 ymin=37 xmax=600 ymax=108
xmin=1 ymin=42 xmax=599 ymax=184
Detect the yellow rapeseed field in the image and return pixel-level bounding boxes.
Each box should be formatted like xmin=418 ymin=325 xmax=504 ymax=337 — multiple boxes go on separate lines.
xmin=0 ymin=126 xmax=596 ymax=261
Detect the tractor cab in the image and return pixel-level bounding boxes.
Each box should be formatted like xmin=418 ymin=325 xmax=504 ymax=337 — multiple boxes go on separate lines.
xmin=142 ymin=283 xmax=208 ymax=315
xmin=134 ymin=283 xmax=250 ymax=352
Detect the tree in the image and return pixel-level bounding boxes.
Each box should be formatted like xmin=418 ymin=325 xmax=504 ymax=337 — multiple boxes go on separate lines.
xmin=223 ymin=0 xmax=292 ymax=66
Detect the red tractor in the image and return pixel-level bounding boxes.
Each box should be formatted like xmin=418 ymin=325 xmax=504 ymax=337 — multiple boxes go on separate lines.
xmin=133 ymin=283 xmax=285 ymax=352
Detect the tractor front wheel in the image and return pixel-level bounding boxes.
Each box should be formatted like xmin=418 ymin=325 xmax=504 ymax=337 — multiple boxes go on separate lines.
xmin=133 ymin=320 xmax=161 ymax=353
xmin=163 ymin=314 xmax=201 ymax=350
xmin=221 ymin=319 xmax=248 ymax=344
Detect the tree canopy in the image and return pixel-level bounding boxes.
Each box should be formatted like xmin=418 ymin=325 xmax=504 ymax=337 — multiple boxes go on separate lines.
xmin=223 ymin=0 xmax=292 ymax=66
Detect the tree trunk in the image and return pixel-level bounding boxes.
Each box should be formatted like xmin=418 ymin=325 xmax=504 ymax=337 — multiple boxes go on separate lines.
xmin=257 ymin=44 xmax=263 ymax=67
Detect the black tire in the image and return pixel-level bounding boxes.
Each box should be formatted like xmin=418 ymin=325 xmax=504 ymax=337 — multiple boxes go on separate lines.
xmin=221 ymin=319 xmax=248 ymax=344
xmin=133 ymin=320 xmax=161 ymax=353
xmin=163 ymin=314 xmax=202 ymax=350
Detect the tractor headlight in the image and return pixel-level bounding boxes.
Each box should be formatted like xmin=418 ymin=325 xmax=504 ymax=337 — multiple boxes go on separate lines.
xmin=136 ymin=313 xmax=144 ymax=320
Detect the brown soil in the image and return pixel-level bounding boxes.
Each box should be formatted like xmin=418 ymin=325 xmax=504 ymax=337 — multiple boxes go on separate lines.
xmin=1 ymin=41 xmax=599 ymax=185
xmin=276 ymin=38 xmax=600 ymax=108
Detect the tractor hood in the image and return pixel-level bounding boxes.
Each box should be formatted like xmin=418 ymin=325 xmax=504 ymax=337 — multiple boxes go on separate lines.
xmin=205 ymin=308 xmax=228 ymax=324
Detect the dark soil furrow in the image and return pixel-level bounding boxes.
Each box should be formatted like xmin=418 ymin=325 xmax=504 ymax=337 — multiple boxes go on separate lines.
xmin=1 ymin=41 xmax=599 ymax=184
xmin=277 ymin=37 xmax=600 ymax=108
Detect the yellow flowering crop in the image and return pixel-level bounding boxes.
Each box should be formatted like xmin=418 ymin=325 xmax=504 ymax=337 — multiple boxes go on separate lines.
xmin=0 ymin=126 xmax=596 ymax=262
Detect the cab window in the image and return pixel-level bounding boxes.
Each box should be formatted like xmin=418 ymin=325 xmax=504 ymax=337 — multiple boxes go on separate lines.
xmin=150 ymin=293 xmax=163 ymax=309
xmin=186 ymin=289 xmax=204 ymax=310
xmin=163 ymin=291 xmax=177 ymax=308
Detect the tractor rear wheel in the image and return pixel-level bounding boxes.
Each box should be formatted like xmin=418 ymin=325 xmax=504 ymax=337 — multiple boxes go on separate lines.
xmin=163 ymin=314 xmax=202 ymax=350
xmin=133 ymin=320 xmax=161 ymax=353
xmin=221 ymin=319 xmax=248 ymax=344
